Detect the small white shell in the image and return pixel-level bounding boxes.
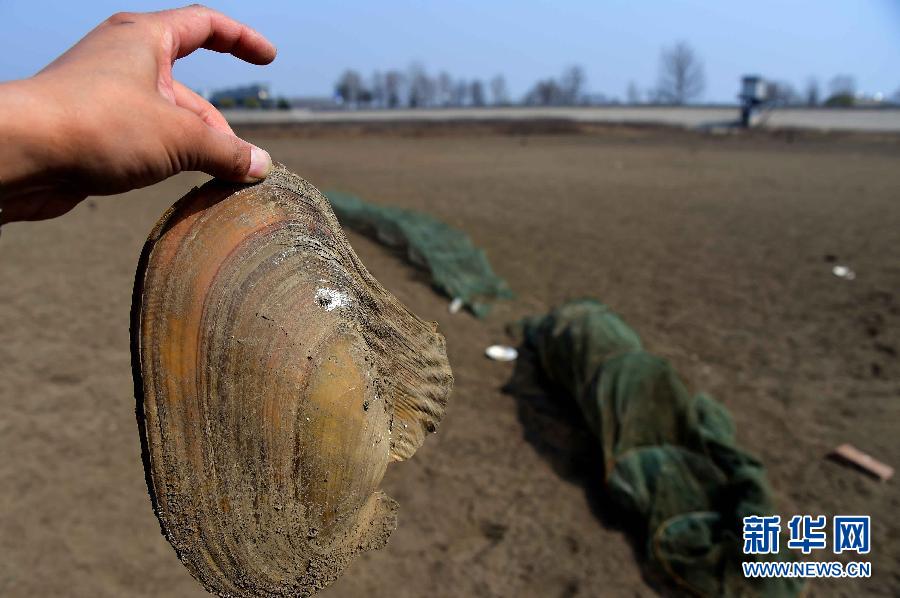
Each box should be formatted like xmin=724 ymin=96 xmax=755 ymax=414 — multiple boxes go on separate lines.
xmin=485 ymin=345 xmax=518 ymax=361
xmin=832 ymin=265 xmax=856 ymax=280
xmin=448 ymin=297 xmax=464 ymax=314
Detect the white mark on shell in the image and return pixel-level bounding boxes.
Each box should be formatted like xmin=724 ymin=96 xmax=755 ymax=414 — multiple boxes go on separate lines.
xmin=315 ymin=287 xmax=352 ymax=311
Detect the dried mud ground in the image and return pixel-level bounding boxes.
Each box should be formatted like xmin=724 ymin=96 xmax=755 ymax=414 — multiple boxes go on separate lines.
xmin=1 ymin=125 xmax=898 ymax=597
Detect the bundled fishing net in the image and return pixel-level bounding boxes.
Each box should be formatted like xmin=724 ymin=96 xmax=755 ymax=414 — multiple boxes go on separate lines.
xmin=519 ymin=299 xmax=803 ymax=597
xmin=325 ymin=191 xmax=512 ymax=317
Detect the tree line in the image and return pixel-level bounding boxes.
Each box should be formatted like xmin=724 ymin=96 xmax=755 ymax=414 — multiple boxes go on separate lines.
xmin=333 ymin=41 xmax=897 ymax=109
xmin=334 ymin=43 xmax=705 ymax=108
xmin=335 ymin=64 xmax=508 ymax=108
xmin=335 ymin=64 xmax=598 ymax=109
xmin=760 ymin=75 xmax=862 ymax=108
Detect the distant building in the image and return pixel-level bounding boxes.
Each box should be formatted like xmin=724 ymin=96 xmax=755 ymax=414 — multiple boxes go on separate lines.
xmin=739 ymin=75 xmax=768 ymax=127
xmin=209 ymin=84 xmax=273 ymax=108
xmin=739 ymin=76 xmax=768 ymax=104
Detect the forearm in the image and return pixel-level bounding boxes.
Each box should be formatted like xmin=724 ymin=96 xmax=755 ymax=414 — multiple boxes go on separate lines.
xmin=0 ymin=79 xmax=69 ymax=223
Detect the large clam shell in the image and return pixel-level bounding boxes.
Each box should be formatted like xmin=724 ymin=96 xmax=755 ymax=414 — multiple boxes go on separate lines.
xmin=130 ymin=166 xmax=453 ymax=597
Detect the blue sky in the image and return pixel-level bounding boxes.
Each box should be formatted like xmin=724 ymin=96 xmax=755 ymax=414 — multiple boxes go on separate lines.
xmin=0 ymin=1 xmax=897 ymax=103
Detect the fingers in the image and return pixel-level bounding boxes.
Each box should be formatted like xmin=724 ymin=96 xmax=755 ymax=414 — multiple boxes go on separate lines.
xmin=172 ymin=80 xmax=234 ymax=134
xmin=175 ymin=108 xmax=272 ymax=183
xmin=154 ymin=5 xmax=277 ymax=64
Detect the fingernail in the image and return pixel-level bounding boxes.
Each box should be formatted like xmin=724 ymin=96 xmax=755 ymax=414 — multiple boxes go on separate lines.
xmin=246 ymin=145 xmax=272 ymax=182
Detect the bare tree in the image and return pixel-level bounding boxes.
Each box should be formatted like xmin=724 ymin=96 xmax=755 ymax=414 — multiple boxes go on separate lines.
xmin=384 ymin=70 xmax=405 ymax=108
xmin=766 ymin=80 xmax=800 ymax=106
xmin=524 ymin=78 xmax=564 ymax=106
xmin=470 ymin=80 xmax=486 ymax=106
xmin=804 ymin=77 xmax=820 ymax=106
xmin=335 ymin=70 xmax=364 ymax=106
xmin=371 ymin=71 xmax=386 ymax=108
xmin=828 ymin=75 xmax=856 ymax=97
xmin=489 ymin=74 xmax=509 ymax=105
xmin=436 ymin=72 xmax=453 ymax=106
xmin=407 ymin=63 xmax=435 ymax=108
xmin=655 ymin=41 xmax=705 ymax=104
xmin=451 ymin=79 xmax=468 ymax=107
xmin=825 ymin=75 xmax=856 ymax=107
xmin=560 ymin=65 xmax=586 ymax=105
xmin=626 ymin=81 xmax=640 ymax=104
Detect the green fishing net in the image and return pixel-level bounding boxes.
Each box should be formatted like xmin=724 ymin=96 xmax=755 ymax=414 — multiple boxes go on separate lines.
xmin=520 ymin=299 xmax=804 ymax=597
xmin=325 ymin=191 xmax=512 ymax=317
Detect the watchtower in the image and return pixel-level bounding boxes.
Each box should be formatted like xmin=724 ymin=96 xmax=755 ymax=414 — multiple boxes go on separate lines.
xmin=739 ymin=75 xmax=768 ymax=127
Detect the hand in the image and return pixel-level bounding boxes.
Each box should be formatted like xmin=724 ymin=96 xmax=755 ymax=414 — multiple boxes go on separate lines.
xmin=0 ymin=5 xmax=276 ymax=223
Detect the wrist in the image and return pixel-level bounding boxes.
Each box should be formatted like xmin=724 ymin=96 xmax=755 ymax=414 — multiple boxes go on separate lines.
xmin=0 ymin=79 xmax=71 ymax=179
xmin=0 ymin=78 xmax=71 ymax=222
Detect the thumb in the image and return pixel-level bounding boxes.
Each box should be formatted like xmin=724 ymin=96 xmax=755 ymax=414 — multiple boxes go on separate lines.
xmin=182 ymin=115 xmax=272 ymax=183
